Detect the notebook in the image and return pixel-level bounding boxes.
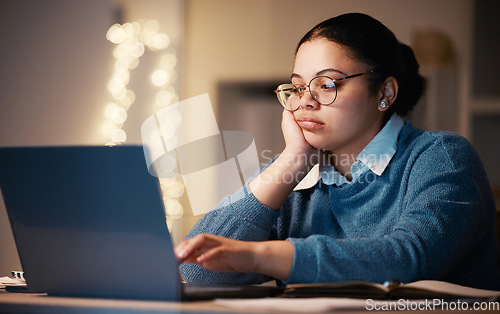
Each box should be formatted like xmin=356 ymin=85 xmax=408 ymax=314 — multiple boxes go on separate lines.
xmin=0 ymin=145 xmax=282 ymax=301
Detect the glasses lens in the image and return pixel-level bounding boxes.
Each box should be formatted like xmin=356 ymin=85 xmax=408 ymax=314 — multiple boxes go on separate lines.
xmin=310 ymin=76 xmax=336 ymax=105
xmin=276 ymin=84 xmax=299 ymax=111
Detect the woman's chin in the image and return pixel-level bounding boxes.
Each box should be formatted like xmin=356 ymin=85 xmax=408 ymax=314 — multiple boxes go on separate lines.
xmin=303 ymin=134 xmax=329 ymax=151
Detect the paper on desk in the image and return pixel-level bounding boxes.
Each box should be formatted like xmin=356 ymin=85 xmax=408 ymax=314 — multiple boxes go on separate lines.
xmin=216 ymin=297 xmax=370 ymax=312
xmin=0 ymin=276 xmax=26 ymax=288
xmin=216 ymin=298 xmax=448 ymax=312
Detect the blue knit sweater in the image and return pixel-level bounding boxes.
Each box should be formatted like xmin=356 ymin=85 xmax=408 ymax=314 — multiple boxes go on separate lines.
xmin=180 ymin=123 xmax=500 ymax=290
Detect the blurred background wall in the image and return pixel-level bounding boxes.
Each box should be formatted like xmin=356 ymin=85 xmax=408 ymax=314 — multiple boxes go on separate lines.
xmin=0 ymin=0 xmax=498 ymax=276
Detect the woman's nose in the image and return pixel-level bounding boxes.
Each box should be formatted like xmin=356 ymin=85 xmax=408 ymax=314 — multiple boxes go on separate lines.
xmin=299 ymin=89 xmax=321 ymax=110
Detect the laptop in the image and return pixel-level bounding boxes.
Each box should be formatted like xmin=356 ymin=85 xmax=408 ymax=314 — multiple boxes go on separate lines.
xmin=0 ymin=145 xmax=282 ymax=301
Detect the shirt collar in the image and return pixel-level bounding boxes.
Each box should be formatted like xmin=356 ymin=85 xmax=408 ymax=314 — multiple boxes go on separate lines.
xmin=356 ymin=113 xmax=404 ymax=176
xmin=294 ymin=114 xmax=404 ymax=190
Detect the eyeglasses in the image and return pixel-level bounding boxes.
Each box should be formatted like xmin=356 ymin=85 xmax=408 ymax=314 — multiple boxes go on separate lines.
xmin=274 ymin=71 xmax=373 ymax=111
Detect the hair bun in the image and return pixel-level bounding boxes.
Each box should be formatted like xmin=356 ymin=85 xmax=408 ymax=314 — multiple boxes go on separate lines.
xmin=398 ymin=43 xmax=426 ymax=112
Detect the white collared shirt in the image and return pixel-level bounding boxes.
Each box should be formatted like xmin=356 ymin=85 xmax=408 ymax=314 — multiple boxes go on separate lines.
xmin=294 ymin=114 xmax=405 ymax=190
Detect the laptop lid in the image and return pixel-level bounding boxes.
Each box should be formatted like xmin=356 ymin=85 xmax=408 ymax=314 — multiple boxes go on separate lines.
xmin=0 ymin=145 xmax=182 ymax=300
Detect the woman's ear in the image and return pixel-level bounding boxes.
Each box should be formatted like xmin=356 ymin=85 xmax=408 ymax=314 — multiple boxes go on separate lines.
xmin=378 ymin=76 xmax=398 ymax=111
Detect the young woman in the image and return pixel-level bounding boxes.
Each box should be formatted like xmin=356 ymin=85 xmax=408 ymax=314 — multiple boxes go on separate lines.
xmin=175 ymin=13 xmax=500 ymax=290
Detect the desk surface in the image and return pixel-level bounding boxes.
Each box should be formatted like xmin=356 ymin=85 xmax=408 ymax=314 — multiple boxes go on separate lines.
xmin=1 ymin=291 xmax=499 ymax=313
xmin=0 ymin=291 xmax=234 ymax=313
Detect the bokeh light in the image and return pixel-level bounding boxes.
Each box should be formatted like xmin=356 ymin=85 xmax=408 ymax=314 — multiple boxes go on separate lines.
xmin=104 ymin=20 xmax=184 ymax=228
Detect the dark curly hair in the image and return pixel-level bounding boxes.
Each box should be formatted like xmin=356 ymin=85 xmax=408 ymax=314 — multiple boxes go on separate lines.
xmin=297 ymin=13 xmax=425 ymax=118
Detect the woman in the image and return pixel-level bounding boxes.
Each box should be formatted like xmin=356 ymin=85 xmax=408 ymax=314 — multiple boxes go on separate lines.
xmin=175 ymin=13 xmax=500 ymax=290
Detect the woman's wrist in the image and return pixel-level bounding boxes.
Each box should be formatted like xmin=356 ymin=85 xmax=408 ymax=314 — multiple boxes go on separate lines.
xmin=281 ymin=145 xmax=322 ymax=170
xmin=249 ymin=150 xmax=311 ymax=210
xmin=276 ymin=149 xmax=310 ymax=177
xmin=253 ymin=240 xmax=294 ymax=281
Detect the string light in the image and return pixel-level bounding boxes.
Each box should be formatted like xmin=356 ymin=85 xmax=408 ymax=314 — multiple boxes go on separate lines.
xmin=104 ymin=20 xmax=185 ymax=231
xmin=104 ymin=20 xmax=178 ymax=145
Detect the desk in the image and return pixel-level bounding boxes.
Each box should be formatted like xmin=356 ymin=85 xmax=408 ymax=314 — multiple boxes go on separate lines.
xmin=1 ymin=291 xmax=499 ymax=313
xmin=0 ymin=291 xmax=239 ymax=313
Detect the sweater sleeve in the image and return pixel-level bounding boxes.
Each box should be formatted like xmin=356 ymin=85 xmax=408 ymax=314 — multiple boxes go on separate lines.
xmin=284 ymin=133 xmax=500 ymax=290
xmin=180 ymin=183 xmax=281 ymax=285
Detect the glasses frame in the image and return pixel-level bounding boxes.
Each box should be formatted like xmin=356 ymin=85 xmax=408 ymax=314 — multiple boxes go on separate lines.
xmin=274 ymin=71 xmax=374 ymax=111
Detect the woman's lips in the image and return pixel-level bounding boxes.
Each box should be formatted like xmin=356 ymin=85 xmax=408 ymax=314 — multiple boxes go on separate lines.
xmin=295 ymin=117 xmax=325 ymax=130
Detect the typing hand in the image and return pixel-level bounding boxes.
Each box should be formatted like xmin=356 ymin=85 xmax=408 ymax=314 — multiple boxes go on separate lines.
xmin=175 ymin=234 xmax=294 ymax=280
xmin=175 ymin=234 xmax=259 ymax=274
